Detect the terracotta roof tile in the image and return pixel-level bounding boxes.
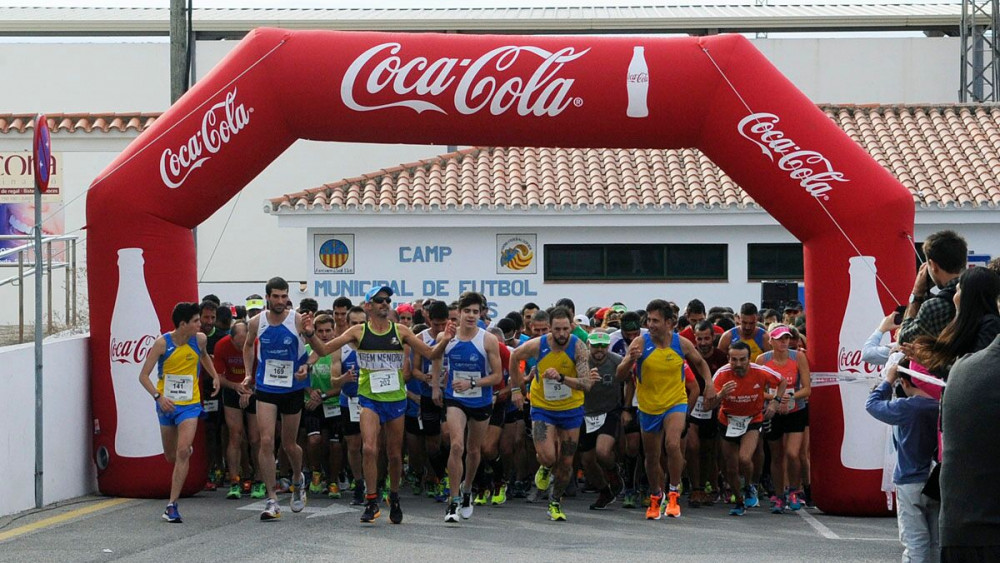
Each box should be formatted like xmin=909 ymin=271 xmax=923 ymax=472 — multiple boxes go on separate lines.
xmin=0 ymin=113 xmax=160 ymax=134
xmin=269 ymin=104 xmax=1000 ymax=213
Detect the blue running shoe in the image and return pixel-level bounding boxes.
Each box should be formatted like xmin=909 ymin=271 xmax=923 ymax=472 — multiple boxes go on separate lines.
xmin=744 ymin=485 xmax=759 ymax=508
xmin=162 ymin=502 xmax=182 ymax=523
xmin=729 ymin=502 xmax=746 ymax=516
xmin=787 ymin=489 xmax=803 ymax=511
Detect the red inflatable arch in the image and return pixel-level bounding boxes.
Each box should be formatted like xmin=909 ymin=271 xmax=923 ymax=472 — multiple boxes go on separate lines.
xmin=88 ymin=29 xmax=914 ymax=515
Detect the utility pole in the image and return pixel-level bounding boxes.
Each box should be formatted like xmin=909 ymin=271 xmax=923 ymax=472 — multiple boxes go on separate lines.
xmin=170 ymin=0 xmax=190 ymax=104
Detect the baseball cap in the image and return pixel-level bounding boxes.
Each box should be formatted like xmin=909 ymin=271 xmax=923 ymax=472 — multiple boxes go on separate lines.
xmin=769 ymin=325 xmax=792 ymax=339
xmin=594 ymin=307 xmax=611 ymax=322
xmin=365 ymin=285 xmax=394 ymax=303
xmin=588 ymin=332 xmax=611 ymax=346
xmin=574 ymin=314 xmax=591 ymax=327
xmin=784 ymin=300 xmax=803 ymax=312
xmin=622 ymin=318 xmax=642 ymax=332
xmin=611 ymin=304 xmax=627 ymax=314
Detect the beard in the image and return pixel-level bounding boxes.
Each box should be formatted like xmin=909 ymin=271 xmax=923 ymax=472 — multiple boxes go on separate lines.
xmin=552 ymin=333 xmax=570 ymax=347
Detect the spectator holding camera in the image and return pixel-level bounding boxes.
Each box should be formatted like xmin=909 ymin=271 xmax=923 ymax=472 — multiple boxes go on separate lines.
xmin=898 ymin=231 xmax=967 ymax=344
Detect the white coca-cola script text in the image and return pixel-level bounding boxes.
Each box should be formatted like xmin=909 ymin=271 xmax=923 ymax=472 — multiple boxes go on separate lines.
xmin=737 ymin=112 xmax=849 ymax=200
xmin=111 ymin=335 xmax=156 ymax=365
xmin=341 ymin=43 xmax=588 ymax=117
xmin=160 ymin=89 xmax=252 ymax=189
xmin=838 ymin=347 xmax=881 ymax=377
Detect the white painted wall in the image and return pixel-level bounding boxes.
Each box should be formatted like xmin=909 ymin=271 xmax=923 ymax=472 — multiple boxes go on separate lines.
xmin=0 ymin=334 xmax=95 ymax=517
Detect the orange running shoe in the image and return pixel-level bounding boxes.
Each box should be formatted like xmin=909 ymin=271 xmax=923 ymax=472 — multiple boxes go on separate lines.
xmin=645 ymin=493 xmax=662 ymax=520
xmin=666 ymin=490 xmax=681 ymax=518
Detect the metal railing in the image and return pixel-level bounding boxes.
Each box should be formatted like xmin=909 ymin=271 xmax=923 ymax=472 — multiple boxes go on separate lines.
xmin=0 ymin=234 xmax=79 ymax=343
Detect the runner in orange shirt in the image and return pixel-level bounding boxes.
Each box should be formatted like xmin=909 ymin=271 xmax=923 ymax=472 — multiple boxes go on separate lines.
xmin=704 ymin=341 xmax=786 ymax=516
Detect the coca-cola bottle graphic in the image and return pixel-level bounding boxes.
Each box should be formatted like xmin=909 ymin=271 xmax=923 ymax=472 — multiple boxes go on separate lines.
xmin=109 ymin=248 xmax=164 ymax=458
xmin=837 ymin=255 xmax=889 ymax=470
xmin=626 ymin=46 xmax=649 ymax=118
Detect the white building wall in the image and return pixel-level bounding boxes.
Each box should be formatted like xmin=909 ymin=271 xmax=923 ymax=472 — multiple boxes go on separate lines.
xmin=0 ymin=334 xmax=95 ymax=517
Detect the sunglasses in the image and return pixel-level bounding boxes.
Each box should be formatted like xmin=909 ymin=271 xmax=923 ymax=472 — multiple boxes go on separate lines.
xmin=370 ymin=296 xmax=391 ymax=304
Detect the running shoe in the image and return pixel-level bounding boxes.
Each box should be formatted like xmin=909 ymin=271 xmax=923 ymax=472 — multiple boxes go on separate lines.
xmin=510 ymin=480 xmax=526 ymax=499
xmin=491 ymin=484 xmax=507 ymax=506
xmin=473 ymin=489 xmax=490 ymax=506
xmin=590 ymin=487 xmax=615 ymax=510
xmin=744 ymin=485 xmax=759 ymax=508
xmin=622 ymin=489 xmax=638 ymax=509
xmin=460 ymin=492 xmax=474 ymax=519
xmin=203 ymin=480 xmax=218 ymax=492
xmin=389 ymin=492 xmax=403 ymax=524
xmin=290 ymin=477 xmax=307 ymax=513
xmin=525 ymin=486 xmax=542 ymax=504
xmin=547 ymin=501 xmax=567 ymax=521
xmin=787 ymin=489 xmax=802 ymax=511
xmin=226 ymin=482 xmax=242 ymax=500
xmin=250 ymin=481 xmax=266 ymax=499
xmin=410 ymin=479 xmax=424 ymax=497
xmin=260 ymin=498 xmax=281 ymax=521
xmin=665 ymin=491 xmax=681 ymax=518
xmin=162 ymin=502 xmax=182 ymax=523
xmin=729 ymin=501 xmax=746 ymax=516
xmin=445 ymin=500 xmax=460 ymax=523
xmin=360 ymin=500 xmax=380 ymax=523
xmin=646 ymin=493 xmax=662 ymax=520
xmin=534 ymin=466 xmax=552 ymax=491
xmin=770 ymin=495 xmax=786 ymax=514
xmin=327 ymin=482 xmax=341 ymax=499
xmin=351 ymin=482 xmax=366 ymax=506
xmin=275 ymin=478 xmax=291 ymax=494
xmin=309 ymin=472 xmax=324 ymax=494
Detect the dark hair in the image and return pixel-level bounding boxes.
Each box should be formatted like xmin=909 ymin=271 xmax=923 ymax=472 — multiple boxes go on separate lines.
xmin=298 ymin=298 xmax=319 ymax=314
xmin=497 ymin=317 xmax=517 ymax=335
xmin=521 ymin=302 xmax=539 ymax=314
xmin=676 ymin=317 xmax=690 ymax=330
xmin=348 ymin=305 xmax=366 ymax=317
xmin=216 ymin=304 xmax=233 ymax=324
xmin=265 ymin=277 xmax=288 ymax=296
xmin=505 ymin=311 xmax=524 ymax=330
xmin=685 ymin=299 xmax=706 ymax=315
xmin=761 ymin=308 xmax=778 ymax=320
xmin=427 ymin=301 xmax=450 ymax=321
xmin=313 ymin=313 xmax=334 ymax=328
xmin=645 ymin=299 xmax=675 ymax=321
xmin=555 ymin=298 xmax=576 ymax=314
xmin=199 ymin=300 xmax=218 ymax=314
xmin=411 ymin=323 xmax=429 ymax=334
xmin=459 ymin=292 xmax=487 ymax=310
xmin=172 ymin=302 xmax=201 ymax=328
xmin=730 ymin=341 xmax=751 ymax=356
xmin=716 ymin=317 xmax=736 ymax=332
xmin=918 ymin=267 xmax=1000 ymax=372
xmin=531 ymin=309 xmax=551 ymax=325
xmin=549 ymin=306 xmax=573 ymax=323
xmin=923 ymin=230 xmax=968 ymax=274
xmin=695 ymin=320 xmax=715 ymax=333
xmin=201 ymin=294 xmax=221 ymax=306
xmin=234 ymin=305 xmax=247 ymax=320
xmin=333 ymin=296 xmax=353 ymax=309
xmin=739 ymin=302 xmax=758 ymax=316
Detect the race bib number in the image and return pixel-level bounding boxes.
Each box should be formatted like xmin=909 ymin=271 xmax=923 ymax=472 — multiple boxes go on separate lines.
xmin=263 ymin=359 xmax=294 ymax=388
xmin=202 ymin=399 xmax=219 ymax=413
xmin=543 ymin=377 xmax=572 ymax=401
xmin=725 ymin=415 xmax=752 ymax=438
xmin=585 ymin=413 xmax=606 ymax=434
xmin=348 ymin=396 xmax=361 ymax=423
xmin=690 ymin=396 xmax=713 ymax=420
xmin=369 ymin=369 xmax=401 ymax=394
xmin=453 ymin=370 xmax=482 ymax=398
xmin=322 ymin=402 xmax=339 ymax=418
xmin=164 ymin=373 xmax=194 ymax=402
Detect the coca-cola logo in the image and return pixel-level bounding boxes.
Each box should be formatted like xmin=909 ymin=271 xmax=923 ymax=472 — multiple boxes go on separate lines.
xmin=340 ymin=43 xmax=588 ymax=117
xmin=838 ymin=346 xmax=881 ymax=376
xmin=110 ymin=335 xmax=156 ymax=365
xmin=628 ymin=72 xmax=648 ymax=84
xmin=737 ymin=112 xmax=849 ymax=201
xmin=159 ymin=89 xmax=253 ymax=189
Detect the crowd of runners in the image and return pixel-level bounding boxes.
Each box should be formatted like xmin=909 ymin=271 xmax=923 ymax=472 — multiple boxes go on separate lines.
xmin=140 ymin=276 xmax=814 ymax=526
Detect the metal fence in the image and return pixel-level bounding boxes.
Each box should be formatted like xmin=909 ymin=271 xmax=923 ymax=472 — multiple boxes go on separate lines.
xmin=0 ymin=234 xmax=80 ymax=343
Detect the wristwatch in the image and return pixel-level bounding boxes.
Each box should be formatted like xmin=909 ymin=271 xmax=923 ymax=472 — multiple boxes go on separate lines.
xmin=470 ymin=380 xmax=477 ymax=388
xmin=152 ymin=392 xmax=161 ymax=401
xmin=909 ymin=293 xmax=926 ymax=304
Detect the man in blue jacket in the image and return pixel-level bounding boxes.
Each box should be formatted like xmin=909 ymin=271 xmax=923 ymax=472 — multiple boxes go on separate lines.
xmin=866 ymin=362 xmax=940 ymax=563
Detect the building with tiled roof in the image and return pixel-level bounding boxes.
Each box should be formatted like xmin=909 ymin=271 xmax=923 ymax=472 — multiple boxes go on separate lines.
xmin=268 ymin=103 xmax=1000 ymax=315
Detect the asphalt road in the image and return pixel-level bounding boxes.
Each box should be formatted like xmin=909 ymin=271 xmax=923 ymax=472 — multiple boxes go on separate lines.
xmin=0 ymin=488 xmax=902 ymax=562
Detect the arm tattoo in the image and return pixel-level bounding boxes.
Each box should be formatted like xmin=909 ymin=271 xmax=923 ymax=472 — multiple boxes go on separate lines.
xmin=560 ymin=439 xmax=579 ymax=457
xmin=532 ymin=421 xmax=549 ymax=444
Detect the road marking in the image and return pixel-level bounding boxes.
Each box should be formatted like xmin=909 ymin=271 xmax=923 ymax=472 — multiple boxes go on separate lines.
xmin=0 ymin=498 xmax=134 ymax=542
xmin=237 ymin=500 xmax=356 ymax=519
xmin=797 ymin=508 xmax=841 ymax=540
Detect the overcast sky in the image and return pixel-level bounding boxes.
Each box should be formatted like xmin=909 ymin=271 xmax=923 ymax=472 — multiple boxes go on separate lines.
xmin=9 ymin=0 xmax=963 ymax=7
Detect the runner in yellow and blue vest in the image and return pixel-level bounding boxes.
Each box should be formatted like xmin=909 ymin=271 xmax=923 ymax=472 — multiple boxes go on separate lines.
xmin=510 ymin=306 xmax=595 ymax=522
xmin=718 ymin=302 xmax=772 ymax=359
xmin=304 ymin=284 xmax=455 ymax=525
xmin=138 ymin=301 xmax=221 ymax=524
xmin=616 ymin=299 xmax=714 ymax=521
